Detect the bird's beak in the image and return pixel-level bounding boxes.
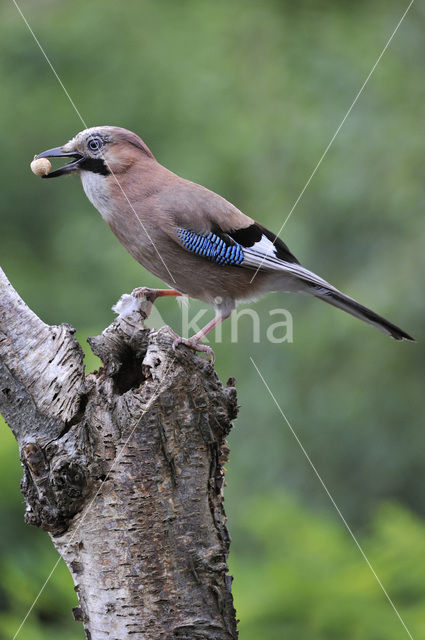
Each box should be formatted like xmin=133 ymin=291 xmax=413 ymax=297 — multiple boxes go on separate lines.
xmin=36 ymin=146 xmax=84 ymax=179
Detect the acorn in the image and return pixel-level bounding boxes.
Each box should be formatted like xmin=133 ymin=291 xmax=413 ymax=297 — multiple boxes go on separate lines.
xmin=30 ymin=155 xmax=51 ymax=177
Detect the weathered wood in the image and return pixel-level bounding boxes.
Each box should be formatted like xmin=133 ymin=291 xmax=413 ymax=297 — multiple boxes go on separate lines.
xmin=0 ymin=268 xmax=238 ymax=640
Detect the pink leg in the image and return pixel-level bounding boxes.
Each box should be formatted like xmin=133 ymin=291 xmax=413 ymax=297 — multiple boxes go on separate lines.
xmin=132 ymin=287 xmax=229 ymax=363
xmin=172 ymin=312 xmax=230 ymax=364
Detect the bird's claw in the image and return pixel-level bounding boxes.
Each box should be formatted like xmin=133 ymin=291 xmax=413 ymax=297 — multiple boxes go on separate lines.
xmin=131 ymin=287 xmax=158 ymax=303
xmin=172 ymin=335 xmax=215 ymax=364
xmin=129 ymin=287 xmax=158 ymax=319
xmin=130 ymin=292 xmax=216 ymax=363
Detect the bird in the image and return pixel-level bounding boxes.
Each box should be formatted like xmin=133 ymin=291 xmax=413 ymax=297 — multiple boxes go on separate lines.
xmin=35 ymin=125 xmax=414 ymax=360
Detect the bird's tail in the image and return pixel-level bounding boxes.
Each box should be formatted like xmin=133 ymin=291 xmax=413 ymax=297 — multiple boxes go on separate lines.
xmin=311 ymin=286 xmax=414 ymax=341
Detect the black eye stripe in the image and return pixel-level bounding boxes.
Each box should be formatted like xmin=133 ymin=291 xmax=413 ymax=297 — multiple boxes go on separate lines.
xmin=79 ymin=157 xmax=110 ymax=176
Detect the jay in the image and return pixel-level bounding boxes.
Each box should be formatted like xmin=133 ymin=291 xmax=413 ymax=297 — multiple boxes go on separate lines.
xmin=36 ymin=126 xmax=413 ymax=359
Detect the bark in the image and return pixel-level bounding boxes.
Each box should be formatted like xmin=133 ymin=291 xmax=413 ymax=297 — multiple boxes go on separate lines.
xmin=0 ymin=268 xmax=238 ymax=640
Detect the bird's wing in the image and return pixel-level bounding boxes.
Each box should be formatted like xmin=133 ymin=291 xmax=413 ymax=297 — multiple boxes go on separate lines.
xmin=175 ymin=220 xmax=337 ymax=292
xmin=161 ymin=180 xmax=336 ymax=291
xmin=176 ymin=221 xmax=298 ymax=267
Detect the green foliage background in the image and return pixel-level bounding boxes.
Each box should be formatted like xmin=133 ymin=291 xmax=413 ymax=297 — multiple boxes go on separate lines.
xmin=0 ymin=1 xmax=423 ymax=638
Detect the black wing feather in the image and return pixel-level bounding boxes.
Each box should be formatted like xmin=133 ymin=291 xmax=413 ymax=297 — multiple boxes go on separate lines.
xmin=228 ymin=223 xmax=299 ymax=264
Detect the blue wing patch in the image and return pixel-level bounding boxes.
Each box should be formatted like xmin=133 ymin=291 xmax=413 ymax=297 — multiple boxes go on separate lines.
xmin=177 ymin=229 xmax=244 ymax=266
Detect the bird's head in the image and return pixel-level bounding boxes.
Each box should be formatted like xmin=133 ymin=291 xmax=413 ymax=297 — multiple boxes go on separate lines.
xmin=36 ymin=126 xmax=155 ymax=178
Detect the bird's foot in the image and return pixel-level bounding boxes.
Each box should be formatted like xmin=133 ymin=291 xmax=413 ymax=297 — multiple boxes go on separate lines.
xmin=130 ymin=287 xmax=158 ymax=319
xmin=171 ymin=334 xmax=215 ymax=364
xmin=131 ymin=287 xmax=160 ymax=304
xmin=131 ymin=287 xmax=182 ymax=318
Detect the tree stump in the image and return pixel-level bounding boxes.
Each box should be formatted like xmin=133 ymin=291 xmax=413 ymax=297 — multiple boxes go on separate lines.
xmin=0 ymin=268 xmax=238 ymax=640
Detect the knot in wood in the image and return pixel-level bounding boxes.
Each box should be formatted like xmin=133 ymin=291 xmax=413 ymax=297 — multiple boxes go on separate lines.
xmin=51 ymin=460 xmax=88 ymax=498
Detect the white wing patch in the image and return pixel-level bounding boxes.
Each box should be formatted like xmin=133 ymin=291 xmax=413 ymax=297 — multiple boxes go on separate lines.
xmin=241 ymin=233 xmax=284 ymax=269
xmin=249 ymin=234 xmax=278 ymax=257
xmin=242 ymin=234 xmax=337 ymax=292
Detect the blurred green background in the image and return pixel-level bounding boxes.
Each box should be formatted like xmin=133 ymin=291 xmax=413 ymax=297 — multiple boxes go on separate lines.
xmin=0 ymin=0 xmax=424 ymax=638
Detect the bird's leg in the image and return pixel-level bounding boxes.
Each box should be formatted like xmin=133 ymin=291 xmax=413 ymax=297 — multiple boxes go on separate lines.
xmin=172 ymin=312 xmax=229 ymax=364
xmin=132 ymin=287 xmax=182 ymax=303
xmin=132 ymin=287 xmax=227 ymax=363
xmin=131 ymin=287 xmax=182 ymax=317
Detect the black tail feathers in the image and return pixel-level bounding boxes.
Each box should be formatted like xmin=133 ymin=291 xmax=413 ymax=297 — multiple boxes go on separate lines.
xmin=312 ymin=288 xmax=414 ymax=342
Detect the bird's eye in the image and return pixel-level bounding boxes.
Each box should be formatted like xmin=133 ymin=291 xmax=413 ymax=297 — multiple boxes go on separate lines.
xmin=88 ymin=137 xmax=102 ymax=152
